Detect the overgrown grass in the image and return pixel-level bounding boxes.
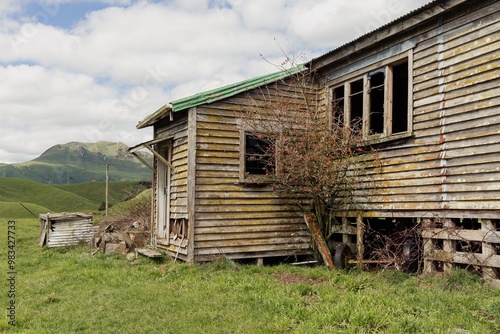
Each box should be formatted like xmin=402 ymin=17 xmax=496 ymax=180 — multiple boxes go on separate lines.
xmin=0 ymin=219 xmax=499 ymax=333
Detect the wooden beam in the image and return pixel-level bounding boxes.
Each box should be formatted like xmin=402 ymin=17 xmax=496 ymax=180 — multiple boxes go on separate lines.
xmin=186 ymin=107 xmax=197 ymax=262
xmin=143 ymin=144 xmax=173 ymax=169
xmin=356 ymin=215 xmax=364 ymax=270
xmin=304 ymin=213 xmax=335 ymax=269
xmin=482 ymin=219 xmax=497 ymax=282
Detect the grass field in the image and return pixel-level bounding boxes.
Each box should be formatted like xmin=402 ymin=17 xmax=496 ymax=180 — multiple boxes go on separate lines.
xmin=0 ymin=218 xmax=499 ymax=333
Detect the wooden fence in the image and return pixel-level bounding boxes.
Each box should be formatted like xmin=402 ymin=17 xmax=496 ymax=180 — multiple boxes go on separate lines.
xmin=422 ymin=218 xmax=500 ymax=287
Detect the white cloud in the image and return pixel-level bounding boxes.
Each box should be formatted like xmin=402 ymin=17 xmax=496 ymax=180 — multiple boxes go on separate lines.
xmin=0 ymin=0 xmax=430 ymax=163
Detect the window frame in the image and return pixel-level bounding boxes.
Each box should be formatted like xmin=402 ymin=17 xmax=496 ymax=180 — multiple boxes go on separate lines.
xmin=328 ymin=50 xmax=413 ymax=144
xmin=239 ymin=130 xmax=275 ymax=183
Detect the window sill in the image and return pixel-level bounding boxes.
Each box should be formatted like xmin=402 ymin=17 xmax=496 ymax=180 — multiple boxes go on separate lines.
xmin=362 ymin=131 xmax=413 ymax=146
xmin=237 ymin=176 xmax=274 ymax=187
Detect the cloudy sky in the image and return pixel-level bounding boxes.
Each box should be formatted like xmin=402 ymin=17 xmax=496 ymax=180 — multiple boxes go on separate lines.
xmin=0 ymin=0 xmax=429 ymax=163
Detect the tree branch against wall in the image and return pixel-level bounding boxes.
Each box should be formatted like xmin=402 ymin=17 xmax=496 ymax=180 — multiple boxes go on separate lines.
xmin=242 ymin=57 xmax=376 ymax=261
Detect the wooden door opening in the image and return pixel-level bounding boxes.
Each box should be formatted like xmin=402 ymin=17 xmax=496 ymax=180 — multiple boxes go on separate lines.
xmin=156 ymin=141 xmax=172 ymax=243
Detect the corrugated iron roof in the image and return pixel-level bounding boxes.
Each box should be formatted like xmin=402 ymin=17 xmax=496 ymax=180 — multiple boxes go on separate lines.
xmin=137 ymin=65 xmax=305 ymax=129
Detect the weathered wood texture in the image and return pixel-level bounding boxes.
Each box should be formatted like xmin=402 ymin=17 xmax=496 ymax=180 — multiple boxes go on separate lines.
xmin=151 ymin=82 xmax=314 ymax=260
xmin=191 ymin=82 xmax=313 ymax=261
xmin=153 ymin=113 xmax=189 ymax=254
xmin=322 ymin=0 xmax=500 ymax=219
xmin=423 ymin=218 xmax=500 ymax=286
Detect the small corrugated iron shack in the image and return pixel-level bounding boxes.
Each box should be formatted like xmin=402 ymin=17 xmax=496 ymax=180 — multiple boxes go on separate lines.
xmin=309 ymin=0 xmax=500 ymax=285
xmin=133 ymin=0 xmax=500 ymax=284
xmin=39 ymin=213 xmax=98 ymax=248
xmin=130 ymin=68 xmax=312 ymax=263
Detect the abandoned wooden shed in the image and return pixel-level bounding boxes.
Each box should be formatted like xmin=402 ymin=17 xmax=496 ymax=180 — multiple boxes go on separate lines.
xmin=130 ymin=68 xmax=313 ymax=263
xmin=308 ymin=0 xmax=500 ymax=285
xmin=132 ymin=0 xmax=500 ymax=284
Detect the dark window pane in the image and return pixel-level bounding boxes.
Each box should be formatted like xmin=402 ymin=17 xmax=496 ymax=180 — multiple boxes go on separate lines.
xmin=369 ymin=70 xmax=385 ymax=135
xmin=392 ymin=61 xmax=409 ymax=134
xmin=332 ymin=86 xmax=344 ymax=127
xmin=245 ymin=135 xmax=274 ymax=175
xmin=350 ymin=79 xmax=363 ymax=132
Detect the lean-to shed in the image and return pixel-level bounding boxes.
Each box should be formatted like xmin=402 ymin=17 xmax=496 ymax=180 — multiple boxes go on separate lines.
xmin=308 ymin=0 xmax=500 ymax=285
xmin=130 ymin=68 xmax=313 ymax=262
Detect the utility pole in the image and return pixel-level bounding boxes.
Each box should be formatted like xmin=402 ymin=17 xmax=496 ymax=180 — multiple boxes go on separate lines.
xmin=105 ymin=163 xmax=109 ymax=216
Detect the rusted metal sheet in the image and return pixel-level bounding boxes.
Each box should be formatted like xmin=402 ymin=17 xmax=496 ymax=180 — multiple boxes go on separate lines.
xmin=39 ymin=213 xmax=98 ymax=248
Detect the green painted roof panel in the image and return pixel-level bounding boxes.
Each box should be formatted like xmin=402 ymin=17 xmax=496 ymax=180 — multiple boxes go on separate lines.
xmin=137 ymin=66 xmax=304 ymax=129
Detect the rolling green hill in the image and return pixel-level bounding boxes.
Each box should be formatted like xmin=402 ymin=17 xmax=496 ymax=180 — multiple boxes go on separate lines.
xmin=0 ymin=177 xmax=97 ymax=213
xmin=0 ymin=141 xmax=151 ymax=184
xmin=0 ymin=177 xmax=150 ymax=218
xmin=56 ymin=181 xmax=149 ymax=206
xmin=0 ymin=202 xmax=51 ymax=219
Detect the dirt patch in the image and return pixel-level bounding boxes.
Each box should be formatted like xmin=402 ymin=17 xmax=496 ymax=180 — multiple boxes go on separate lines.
xmin=273 ymin=272 xmax=326 ymax=286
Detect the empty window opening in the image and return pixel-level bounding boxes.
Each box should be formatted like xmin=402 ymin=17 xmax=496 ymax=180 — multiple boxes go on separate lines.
xmin=332 ymin=86 xmax=345 ymax=128
xmin=245 ymin=134 xmax=274 ymax=175
xmin=392 ymin=61 xmax=409 ymax=134
xmin=350 ymin=79 xmax=364 ymax=132
xmin=330 ymin=56 xmax=411 ymax=141
xmin=368 ymin=70 xmax=385 ymax=135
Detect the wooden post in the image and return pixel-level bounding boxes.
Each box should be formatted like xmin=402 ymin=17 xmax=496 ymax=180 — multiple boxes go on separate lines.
xmin=304 ymin=213 xmax=335 ymax=269
xmin=356 ymin=215 xmax=364 ymax=270
xmin=443 ymin=219 xmax=455 ymax=272
xmin=342 ymin=218 xmax=350 ymax=245
xmin=422 ymin=218 xmax=435 ymax=274
xmin=105 ymin=163 xmax=109 ymax=217
xmin=482 ymin=219 xmax=496 ymax=283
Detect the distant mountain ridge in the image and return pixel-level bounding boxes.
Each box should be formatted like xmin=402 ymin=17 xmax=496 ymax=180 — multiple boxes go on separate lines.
xmin=0 ymin=141 xmax=151 ymax=184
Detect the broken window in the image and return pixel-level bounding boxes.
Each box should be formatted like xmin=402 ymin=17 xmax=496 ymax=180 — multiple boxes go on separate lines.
xmin=332 ymin=85 xmax=345 ymax=127
xmin=392 ymin=61 xmax=409 ymax=134
xmin=368 ymin=69 xmax=385 ymax=135
xmin=349 ymin=79 xmax=364 ymax=133
xmin=244 ymin=134 xmax=274 ymax=176
xmin=331 ymin=57 xmax=411 ymax=141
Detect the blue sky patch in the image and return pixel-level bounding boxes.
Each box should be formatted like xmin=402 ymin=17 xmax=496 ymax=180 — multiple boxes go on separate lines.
xmin=21 ymin=1 xmax=109 ymax=29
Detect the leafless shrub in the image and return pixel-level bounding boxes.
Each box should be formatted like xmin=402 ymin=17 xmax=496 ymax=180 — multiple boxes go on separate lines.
xmin=363 ymin=224 xmax=423 ymax=273
xmin=241 ymin=54 xmax=376 ymax=261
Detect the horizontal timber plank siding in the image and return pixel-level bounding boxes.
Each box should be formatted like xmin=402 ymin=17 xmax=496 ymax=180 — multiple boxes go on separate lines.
xmin=322 ymin=0 xmax=500 ymax=219
xmin=192 ymin=86 xmax=312 ymax=261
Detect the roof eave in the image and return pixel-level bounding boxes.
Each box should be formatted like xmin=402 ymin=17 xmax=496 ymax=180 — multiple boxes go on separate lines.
xmin=136 ymin=103 xmax=173 ymax=129
xmin=136 ymin=65 xmax=306 ymax=128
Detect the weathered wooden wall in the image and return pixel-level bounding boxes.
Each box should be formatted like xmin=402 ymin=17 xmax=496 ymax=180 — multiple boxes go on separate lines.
xmin=153 ymin=112 xmax=189 ymax=258
xmin=320 ymin=0 xmax=500 ymax=220
xmin=192 ymin=84 xmax=313 ymax=261
xmin=316 ymin=0 xmax=500 ymax=284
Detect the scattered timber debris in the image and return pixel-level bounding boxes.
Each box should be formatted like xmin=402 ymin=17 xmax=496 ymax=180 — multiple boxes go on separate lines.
xmin=93 ymin=223 xmax=149 ymax=257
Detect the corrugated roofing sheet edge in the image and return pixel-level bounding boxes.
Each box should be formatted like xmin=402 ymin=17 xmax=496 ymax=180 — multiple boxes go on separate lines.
xmin=311 ymin=0 xmax=442 ymax=65
xmin=136 ymin=65 xmax=305 ymax=129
